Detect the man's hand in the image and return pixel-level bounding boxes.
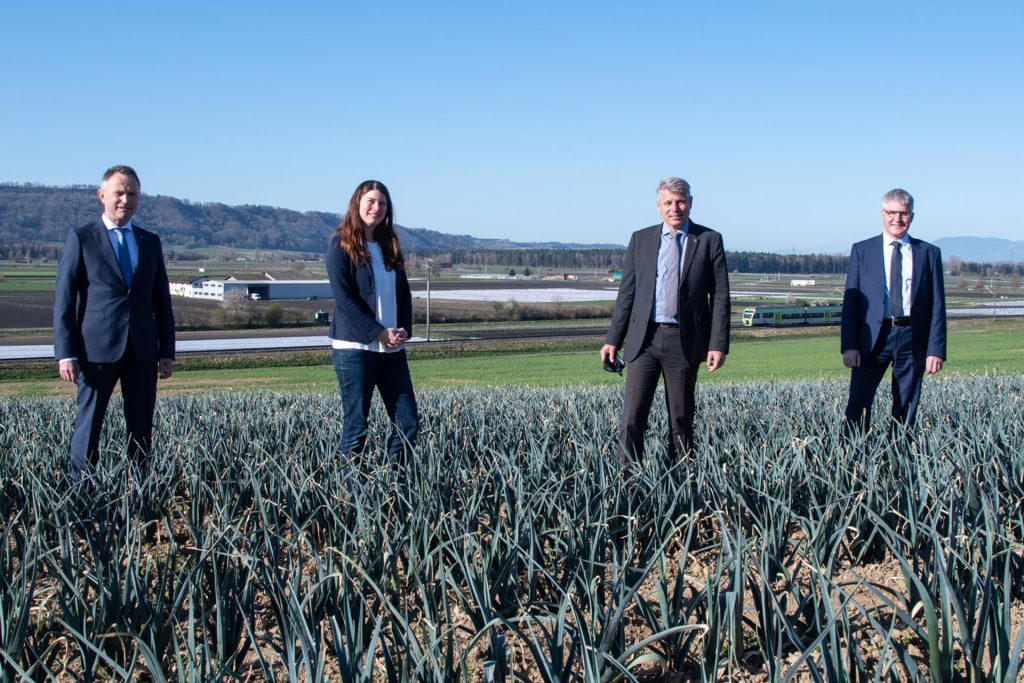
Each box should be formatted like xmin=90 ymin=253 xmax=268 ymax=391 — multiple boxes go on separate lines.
xmin=58 ymin=359 xmax=79 ymax=383
xmin=600 ymin=344 xmax=618 ymax=364
xmin=378 ymin=328 xmax=408 ymax=348
xmin=925 ymin=355 xmax=943 ymax=374
xmin=706 ymin=351 xmax=725 ymax=372
xmin=843 ymin=350 xmax=861 ymax=368
xmin=158 ymin=358 xmax=175 ymax=379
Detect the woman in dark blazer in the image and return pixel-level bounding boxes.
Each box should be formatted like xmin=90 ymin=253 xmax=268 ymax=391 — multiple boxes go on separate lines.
xmin=327 ymin=180 xmax=418 ymax=464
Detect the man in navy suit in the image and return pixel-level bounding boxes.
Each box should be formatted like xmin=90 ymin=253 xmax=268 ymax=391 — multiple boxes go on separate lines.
xmin=53 ymin=165 xmax=176 ymax=480
xmin=841 ymin=188 xmax=946 ymax=432
xmin=601 ymin=177 xmax=730 ymax=462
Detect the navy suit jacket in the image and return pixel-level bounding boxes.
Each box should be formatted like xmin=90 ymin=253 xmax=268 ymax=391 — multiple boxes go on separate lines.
xmin=605 ymin=222 xmax=730 ymax=363
xmin=841 ymin=234 xmax=946 ymax=360
xmin=326 ymin=235 xmax=412 ymax=344
xmin=53 ymin=221 xmax=175 ymax=364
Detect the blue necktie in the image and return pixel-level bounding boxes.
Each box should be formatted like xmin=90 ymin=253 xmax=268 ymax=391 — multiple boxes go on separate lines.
xmin=116 ymin=227 xmax=134 ymax=284
xmin=665 ymin=232 xmax=681 ymax=318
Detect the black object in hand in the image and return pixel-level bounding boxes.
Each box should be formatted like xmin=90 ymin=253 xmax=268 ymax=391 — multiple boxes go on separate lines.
xmin=603 ymin=354 xmax=625 ymax=375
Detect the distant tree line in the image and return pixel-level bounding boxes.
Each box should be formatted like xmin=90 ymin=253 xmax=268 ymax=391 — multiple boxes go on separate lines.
xmin=414 ymin=249 xmax=852 ymax=274
xmin=414 ymin=249 xmax=627 ymax=271
xmin=944 ymin=255 xmax=1022 ymax=277
xmin=1 ymin=242 xmax=61 ymax=262
xmin=5 ymin=237 xmax=1022 ymax=278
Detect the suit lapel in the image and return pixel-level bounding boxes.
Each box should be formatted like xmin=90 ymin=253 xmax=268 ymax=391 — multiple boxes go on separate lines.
xmin=870 ymin=235 xmax=885 ymax=289
xmin=638 ymin=226 xmax=659 ymax=277
xmin=635 ymin=226 xmax=661 ymax=306
xmin=92 ymin=222 xmax=127 ymax=283
xmin=909 ymin=237 xmax=924 ymax=305
xmin=134 ymin=228 xmax=149 ymax=278
xmin=680 ymin=230 xmax=699 ymax=284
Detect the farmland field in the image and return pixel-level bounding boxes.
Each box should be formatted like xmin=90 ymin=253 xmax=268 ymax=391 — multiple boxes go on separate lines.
xmin=1 ymin=377 xmax=1022 ymax=680
xmin=2 ymin=318 xmax=1021 ymax=397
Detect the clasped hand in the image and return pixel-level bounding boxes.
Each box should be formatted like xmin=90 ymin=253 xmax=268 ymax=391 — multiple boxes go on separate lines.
xmin=378 ymin=327 xmax=408 ymax=348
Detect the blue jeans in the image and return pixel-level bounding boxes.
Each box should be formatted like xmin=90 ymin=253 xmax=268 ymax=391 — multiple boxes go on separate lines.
xmin=332 ymin=348 xmax=419 ymax=462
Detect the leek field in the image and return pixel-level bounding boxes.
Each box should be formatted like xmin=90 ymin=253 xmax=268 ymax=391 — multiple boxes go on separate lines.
xmin=1 ymin=377 xmax=1022 ymax=681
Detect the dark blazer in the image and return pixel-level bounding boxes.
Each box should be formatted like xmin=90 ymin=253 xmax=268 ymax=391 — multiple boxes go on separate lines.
xmin=841 ymin=235 xmax=946 ymax=360
xmin=326 ymin=235 xmax=412 ymax=344
xmin=605 ymin=222 xmax=730 ymax=363
xmin=53 ymin=221 xmax=175 ymax=363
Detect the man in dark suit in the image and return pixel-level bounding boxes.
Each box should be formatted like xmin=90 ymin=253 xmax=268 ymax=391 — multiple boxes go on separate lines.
xmin=601 ymin=177 xmax=730 ymax=462
xmin=841 ymin=188 xmax=946 ymax=432
xmin=53 ymin=165 xmax=176 ymax=480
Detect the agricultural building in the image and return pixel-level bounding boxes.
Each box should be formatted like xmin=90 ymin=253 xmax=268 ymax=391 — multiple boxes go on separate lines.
xmin=174 ymin=275 xmax=332 ymax=301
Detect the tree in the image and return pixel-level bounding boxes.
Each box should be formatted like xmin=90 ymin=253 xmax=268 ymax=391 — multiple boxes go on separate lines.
xmin=265 ymin=303 xmax=284 ymax=326
xmin=220 ymin=290 xmax=253 ymax=325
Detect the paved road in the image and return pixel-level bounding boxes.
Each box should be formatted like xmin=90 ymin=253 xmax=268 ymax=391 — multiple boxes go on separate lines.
xmin=0 ymin=335 xmax=335 ymax=361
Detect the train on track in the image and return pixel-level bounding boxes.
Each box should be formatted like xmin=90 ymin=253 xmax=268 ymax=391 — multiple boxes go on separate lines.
xmin=742 ymin=304 xmax=843 ymax=327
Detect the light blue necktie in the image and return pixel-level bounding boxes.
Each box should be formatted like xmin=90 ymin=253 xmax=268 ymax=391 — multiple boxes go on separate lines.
xmin=665 ymin=232 xmax=681 ymax=318
xmin=115 ymin=227 xmax=134 ymax=284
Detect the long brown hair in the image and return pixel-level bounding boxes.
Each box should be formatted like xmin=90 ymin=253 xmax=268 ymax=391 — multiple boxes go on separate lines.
xmin=333 ymin=180 xmax=405 ymax=270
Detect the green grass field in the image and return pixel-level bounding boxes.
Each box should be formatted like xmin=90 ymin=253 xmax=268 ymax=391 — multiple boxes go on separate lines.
xmin=3 ymin=319 xmax=1020 ymax=398
xmin=0 ymin=280 xmax=56 ymax=292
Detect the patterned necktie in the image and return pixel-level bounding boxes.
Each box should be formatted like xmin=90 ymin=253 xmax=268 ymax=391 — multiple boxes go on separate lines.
xmin=665 ymin=231 xmax=681 ymax=318
xmin=889 ymin=240 xmax=903 ymax=318
xmin=116 ymin=227 xmax=134 ymax=284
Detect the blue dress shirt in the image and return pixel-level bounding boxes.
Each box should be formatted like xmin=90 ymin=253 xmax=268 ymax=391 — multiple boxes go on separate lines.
xmin=652 ymin=221 xmax=688 ymax=323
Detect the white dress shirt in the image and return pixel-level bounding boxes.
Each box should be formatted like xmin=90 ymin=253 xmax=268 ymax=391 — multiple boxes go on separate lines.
xmin=883 ymin=234 xmax=913 ymax=317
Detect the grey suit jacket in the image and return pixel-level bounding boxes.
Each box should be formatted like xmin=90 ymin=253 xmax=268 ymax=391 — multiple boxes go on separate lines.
xmin=605 ymin=222 xmax=730 ymax=363
xmin=840 ymin=234 xmax=946 ymax=360
xmin=53 ymin=221 xmax=175 ymax=364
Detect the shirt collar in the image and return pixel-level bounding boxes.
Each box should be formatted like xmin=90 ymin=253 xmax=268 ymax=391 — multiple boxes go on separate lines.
xmin=102 ymin=215 xmax=133 ymax=232
xmin=662 ymin=220 xmax=690 ymax=237
xmin=883 ymin=233 xmax=910 ymax=247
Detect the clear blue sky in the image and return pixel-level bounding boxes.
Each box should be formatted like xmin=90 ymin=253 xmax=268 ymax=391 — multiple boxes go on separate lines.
xmin=3 ymin=1 xmax=1021 ymax=253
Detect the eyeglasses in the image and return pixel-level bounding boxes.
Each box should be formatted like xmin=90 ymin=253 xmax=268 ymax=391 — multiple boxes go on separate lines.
xmin=882 ymin=210 xmax=912 ymax=218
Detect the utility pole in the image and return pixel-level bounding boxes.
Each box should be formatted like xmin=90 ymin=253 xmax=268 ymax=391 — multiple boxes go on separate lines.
xmin=424 ymin=258 xmax=434 ymax=341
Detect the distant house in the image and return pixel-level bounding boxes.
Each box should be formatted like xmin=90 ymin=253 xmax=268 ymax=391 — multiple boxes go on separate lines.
xmin=790 ymin=279 xmax=816 ymax=286
xmin=167 ymin=278 xmax=195 ymax=297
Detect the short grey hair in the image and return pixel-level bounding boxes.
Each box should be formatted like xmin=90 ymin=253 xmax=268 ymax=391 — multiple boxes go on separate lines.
xmin=882 ymin=188 xmax=914 ymax=212
xmin=657 ymin=177 xmax=691 ymax=199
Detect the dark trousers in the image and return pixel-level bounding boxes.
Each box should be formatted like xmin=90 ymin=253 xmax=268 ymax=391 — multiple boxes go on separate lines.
xmin=618 ymin=323 xmax=700 ymax=463
xmin=332 ymin=348 xmax=419 ymax=463
xmin=70 ymin=339 xmax=157 ymax=480
xmin=845 ymin=321 xmax=926 ymax=432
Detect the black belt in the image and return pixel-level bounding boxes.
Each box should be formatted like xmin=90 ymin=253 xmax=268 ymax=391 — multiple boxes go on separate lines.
xmin=652 ymin=321 xmax=679 ymax=328
xmin=888 ymin=316 xmax=911 ymax=327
